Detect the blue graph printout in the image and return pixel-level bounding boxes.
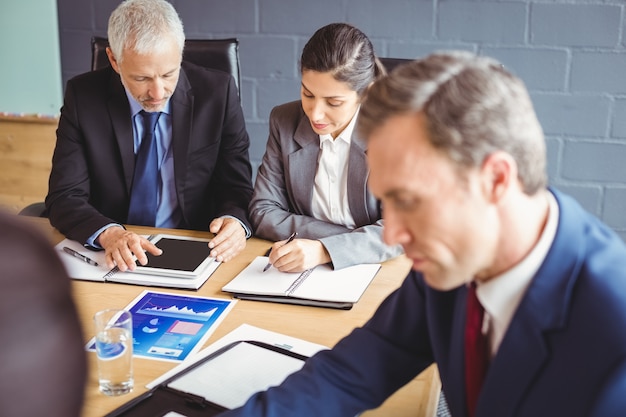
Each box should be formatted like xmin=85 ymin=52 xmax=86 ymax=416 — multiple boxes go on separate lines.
xmin=89 ymin=290 xmax=236 ymax=361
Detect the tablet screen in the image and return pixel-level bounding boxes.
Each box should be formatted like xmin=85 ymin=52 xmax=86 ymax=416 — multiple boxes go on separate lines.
xmin=135 ymin=235 xmax=213 ymax=277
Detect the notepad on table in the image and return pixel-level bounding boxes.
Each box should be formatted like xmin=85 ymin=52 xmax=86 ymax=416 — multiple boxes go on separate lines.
xmin=221 ymin=256 xmax=381 ymax=309
xmin=56 ymin=234 xmax=220 ymax=290
xmin=106 ymin=323 xmax=330 ymax=417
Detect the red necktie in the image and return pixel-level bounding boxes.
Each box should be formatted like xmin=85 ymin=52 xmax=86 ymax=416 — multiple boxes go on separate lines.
xmin=465 ymin=282 xmax=489 ymax=417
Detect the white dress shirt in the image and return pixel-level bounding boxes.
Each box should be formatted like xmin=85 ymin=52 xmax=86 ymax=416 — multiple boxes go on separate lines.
xmin=310 ymin=111 xmax=358 ymax=229
xmin=476 ymin=191 xmax=559 ymax=358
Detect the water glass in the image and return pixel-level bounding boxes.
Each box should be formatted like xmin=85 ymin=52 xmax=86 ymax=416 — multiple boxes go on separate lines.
xmin=94 ymin=309 xmax=133 ymax=396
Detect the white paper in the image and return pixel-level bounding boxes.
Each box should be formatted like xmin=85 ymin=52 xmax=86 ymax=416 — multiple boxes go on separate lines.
xmin=167 ymin=341 xmax=306 ymax=409
xmin=221 ymin=256 xmax=381 ymax=303
xmin=147 ymin=323 xmax=328 ymax=388
xmin=56 ymin=238 xmax=111 ymax=281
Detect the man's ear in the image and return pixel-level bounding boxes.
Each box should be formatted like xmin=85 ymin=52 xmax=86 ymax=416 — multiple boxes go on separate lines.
xmin=106 ymin=47 xmax=121 ymax=74
xmin=481 ymin=151 xmax=516 ymax=203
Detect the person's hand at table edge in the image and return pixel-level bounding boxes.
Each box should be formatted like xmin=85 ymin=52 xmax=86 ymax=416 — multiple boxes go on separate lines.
xmin=209 ymin=217 xmax=246 ymax=262
xmin=97 ymin=227 xmax=162 ymax=272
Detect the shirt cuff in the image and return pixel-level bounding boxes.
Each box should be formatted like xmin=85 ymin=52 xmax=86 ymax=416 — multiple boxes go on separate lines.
xmin=85 ymin=223 xmax=125 ymax=249
xmin=220 ymin=215 xmax=251 ymax=239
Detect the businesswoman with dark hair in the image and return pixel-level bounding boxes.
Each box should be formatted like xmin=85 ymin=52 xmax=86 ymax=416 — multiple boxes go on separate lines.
xmin=249 ymin=23 xmax=403 ymax=273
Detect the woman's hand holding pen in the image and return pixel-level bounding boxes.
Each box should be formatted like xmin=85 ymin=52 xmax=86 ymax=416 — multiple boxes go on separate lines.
xmin=267 ymin=238 xmax=331 ymax=273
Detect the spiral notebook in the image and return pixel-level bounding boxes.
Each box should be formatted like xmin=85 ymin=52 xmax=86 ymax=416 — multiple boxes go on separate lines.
xmin=56 ymin=234 xmax=220 ymax=290
xmin=221 ymin=256 xmax=380 ymax=309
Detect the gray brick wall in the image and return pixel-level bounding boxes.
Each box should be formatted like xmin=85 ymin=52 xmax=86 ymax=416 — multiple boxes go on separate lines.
xmin=56 ymin=0 xmax=626 ymax=241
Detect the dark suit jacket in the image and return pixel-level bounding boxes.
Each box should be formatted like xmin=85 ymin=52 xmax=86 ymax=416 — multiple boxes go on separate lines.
xmin=249 ymin=101 xmax=402 ymax=269
xmin=221 ymin=189 xmax=626 ymax=417
xmin=0 ymin=212 xmax=86 ymax=417
xmin=46 ymin=62 xmax=253 ymax=244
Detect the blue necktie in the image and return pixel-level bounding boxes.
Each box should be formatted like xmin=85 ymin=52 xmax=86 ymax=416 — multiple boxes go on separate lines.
xmin=127 ymin=110 xmax=160 ymax=226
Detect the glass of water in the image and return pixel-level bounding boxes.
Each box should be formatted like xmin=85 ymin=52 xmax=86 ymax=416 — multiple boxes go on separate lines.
xmin=94 ymin=309 xmax=133 ymax=396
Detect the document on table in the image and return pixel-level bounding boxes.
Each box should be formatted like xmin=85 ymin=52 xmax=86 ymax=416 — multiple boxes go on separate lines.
xmin=221 ymin=256 xmax=381 ymax=309
xmin=87 ymin=290 xmax=236 ymax=362
xmin=167 ymin=341 xmax=306 ymax=409
xmin=147 ymin=323 xmax=328 ymax=388
xmin=108 ymin=333 xmax=316 ymax=417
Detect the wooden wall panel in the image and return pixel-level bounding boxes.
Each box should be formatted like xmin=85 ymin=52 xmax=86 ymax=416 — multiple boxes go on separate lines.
xmin=0 ymin=115 xmax=57 ymax=213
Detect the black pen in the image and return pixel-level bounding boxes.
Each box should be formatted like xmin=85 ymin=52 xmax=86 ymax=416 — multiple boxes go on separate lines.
xmin=263 ymin=231 xmax=297 ymax=272
xmin=63 ymin=246 xmax=99 ymax=267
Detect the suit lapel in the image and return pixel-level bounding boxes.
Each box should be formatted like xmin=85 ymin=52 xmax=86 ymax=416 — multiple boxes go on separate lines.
xmin=447 ymin=286 xmax=473 ymax=417
xmin=288 ymin=116 xmax=376 ymax=222
xmin=169 ymin=69 xmax=193 ymax=214
xmin=288 ymin=115 xmax=319 ymax=215
xmin=347 ymin=133 xmax=373 ymax=226
xmin=107 ymin=72 xmax=134 ymax=192
xmin=476 ymin=190 xmax=584 ymax=416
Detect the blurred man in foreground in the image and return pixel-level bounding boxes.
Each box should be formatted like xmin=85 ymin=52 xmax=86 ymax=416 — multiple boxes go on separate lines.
xmin=0 ymin=211 xmax=86 ymax=417
xmin=220 ymin=51 xmax=626 ymax=417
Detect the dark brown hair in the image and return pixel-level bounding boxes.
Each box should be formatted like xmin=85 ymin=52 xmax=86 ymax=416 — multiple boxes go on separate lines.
xmin=300 ymin=23 xmax=384 ymax=97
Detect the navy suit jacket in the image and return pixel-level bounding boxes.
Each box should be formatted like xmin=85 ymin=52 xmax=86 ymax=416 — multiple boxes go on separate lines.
xmin=222 ymin=189 xmax=626 ymax=417
xmin=46 ymin=62 xmax=253 ymax=243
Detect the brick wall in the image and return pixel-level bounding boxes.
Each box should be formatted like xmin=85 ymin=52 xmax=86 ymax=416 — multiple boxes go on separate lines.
xmin=56 ymin=0 xmax=626 ymax=241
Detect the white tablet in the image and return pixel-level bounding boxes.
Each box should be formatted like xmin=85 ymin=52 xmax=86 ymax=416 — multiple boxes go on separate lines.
xmin=134 ymin=234 xmax=214 ymax=278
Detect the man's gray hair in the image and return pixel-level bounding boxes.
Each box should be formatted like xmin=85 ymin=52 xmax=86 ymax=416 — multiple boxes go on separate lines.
xmin=108 ymin=0 xmax=185 ymax=63
xmin=358 ymin=50 xmax=547 ymax=195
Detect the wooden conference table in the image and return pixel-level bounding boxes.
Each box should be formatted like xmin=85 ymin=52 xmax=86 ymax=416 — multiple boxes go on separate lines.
xmin=30 ymin=218 xmax=441 ymax=417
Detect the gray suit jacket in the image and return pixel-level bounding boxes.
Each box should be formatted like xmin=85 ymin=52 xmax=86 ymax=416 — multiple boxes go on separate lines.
xmin=249 ymin=101 xmax=402 ymax=269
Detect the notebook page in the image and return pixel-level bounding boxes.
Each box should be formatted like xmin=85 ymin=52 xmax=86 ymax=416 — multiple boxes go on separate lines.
xmin=147 ymin=323 xmax=328 ymax=389
xmin=55 ymin=239 xmax=110 ymax=281
xmin=167 ymin=342 xmax=304 ymax=409
xmin=293 ymin=263 xmax=381 ymax=303
xmin=221 ymin=256 xmax=302 ymax=296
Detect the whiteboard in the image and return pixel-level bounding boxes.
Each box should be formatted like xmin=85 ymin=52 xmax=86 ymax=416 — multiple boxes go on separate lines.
xmin=0 ymin=0 xmax=63 ymax=116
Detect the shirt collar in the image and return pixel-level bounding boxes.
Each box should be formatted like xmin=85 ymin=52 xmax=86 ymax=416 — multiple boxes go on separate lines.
xmin=477 ymin=191 xmax=560 ymax=338
xmin=318 ymin=108 xmax=359 ymax=147
xmin=125 ymin=90 xmax=171 ymax=117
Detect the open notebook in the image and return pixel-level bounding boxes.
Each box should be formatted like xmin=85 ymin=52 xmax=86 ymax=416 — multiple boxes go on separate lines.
xmin=56 ymin=234 xmax=220 ymax=290
xmin=221 ymin=256 xmax=381 ymax=309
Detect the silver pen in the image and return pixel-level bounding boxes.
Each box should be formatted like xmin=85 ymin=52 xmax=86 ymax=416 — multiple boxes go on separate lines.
xmin=63 ymin=246 xmax=99 ymax=267
xmin=263 ymin=231 xmax=297 ymax=272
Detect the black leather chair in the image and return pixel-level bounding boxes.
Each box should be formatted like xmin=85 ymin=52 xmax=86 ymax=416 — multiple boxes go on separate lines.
xmin=18 ymin=202 xmax=47 ymax=216
xmin=91 ymin=36 xmax=242 ymax=96
xmin=18 ymin=37 xmax=243 ymax=218
xmin=380 ymin=57 xmax=412 ymax=73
